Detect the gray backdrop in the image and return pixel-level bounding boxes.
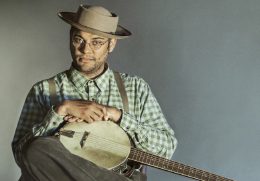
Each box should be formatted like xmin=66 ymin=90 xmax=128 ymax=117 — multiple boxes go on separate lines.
xmin=1 ymin=0 xmax=259 ymax=180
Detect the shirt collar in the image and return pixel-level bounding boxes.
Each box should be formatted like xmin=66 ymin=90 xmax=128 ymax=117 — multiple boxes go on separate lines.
xmin=67 ymin=64 xmax=112 ymax=92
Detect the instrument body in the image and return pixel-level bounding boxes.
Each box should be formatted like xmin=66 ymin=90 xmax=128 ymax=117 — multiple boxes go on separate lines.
xmin=58 ymin=121 xmax=234 ymax=181
xmin=59 ymin=121 xmax=131 ymax=170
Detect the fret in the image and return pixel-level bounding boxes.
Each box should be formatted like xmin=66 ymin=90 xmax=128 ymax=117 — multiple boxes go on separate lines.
xmin=156 ymin=157 xmax=161 ymax=167
xmin=142 ymin=150 xmax=145 ymax=160
xmin=189 ymin=168 xmax=196 ymax=177
xmin=178 ymin=164 xmax=184 ymax=173
xmin=186 ymin=166 xmax=192 ymax=176
xmin=182 ymin=165 xmax=187 ymax=174
xmin=136 ymin=150 xmax=140 ymax=161
xmin=170 ymin=160 xmax=177 ymax=172
xmin=150 ymin=155 xmax=155 ymax=165
xmin=144 ymin=150 xmax=149 ymax=164
xmin=194 ymin=169 xmax=199 ymax=179
xmin=158 ymin=158 xmax=163 ymax=168
xmin=139 ymin=149 xmax=145 ymax=163
xmin=161 ymin=157 xmax=166 ymax=169
xmin=213 ymin=174 xmax=223 ymax=181
xmin=211 ymin=173 xmax=219 ymax=181
xmin=140 ymin=150 xmax=145 ymax=163
xmin=130 ymin=150 xmax=136 ymax=160
xmin=150 ymin=155 xmax=157 ymax=167
xmin=150 ymin=154 xmax=157 ymax=166
xmin=139 ymin=149 xmax=144 ymax=162
xmin=183 ymin=165 xmax=190 ymax=175
xmin=162 ymin=158 xmax=167 ymax=169
xmin=153 ymin=156 xmax=159 ymax=167
xmin=215 ymin=174 xmax=222 ymax=181
xmin=162 ymin=158 xmax=168 ymax=169
xmin=201 ymin=171 xmax=209 ymax=180
xmin=166 ymin=159 xmax=173 ymax=171
xmin=208 ymin=173 xmax=212 ymax=181
xmin=154 ymin=156 xmax=160 ymax=167
xmin=175 ymin=162 xmax=180 ymax=173
xmin=167 ymin=160 xmax=174 ymax=171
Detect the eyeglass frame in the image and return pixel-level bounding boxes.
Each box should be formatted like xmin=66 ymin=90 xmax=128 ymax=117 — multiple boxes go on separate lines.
xmin=72 ymin=35 xmax=110 ymax=51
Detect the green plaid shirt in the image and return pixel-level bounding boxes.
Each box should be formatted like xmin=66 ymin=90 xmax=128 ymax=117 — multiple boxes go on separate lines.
xmin=12 ymin=66 xmax=177 ymax=165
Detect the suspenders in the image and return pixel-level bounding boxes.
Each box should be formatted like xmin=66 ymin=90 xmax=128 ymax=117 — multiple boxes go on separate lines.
xmin=112 ymin=71 xmax=129 ymax=113
xmin=47 ymin=78 xmax=58 ymax=106
xmin=47 ymin=71 xmax=129 ymax=112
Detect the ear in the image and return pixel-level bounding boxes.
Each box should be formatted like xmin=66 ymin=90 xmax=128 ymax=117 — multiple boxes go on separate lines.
xmin=108 ymin=38 xmax=117 ymax=53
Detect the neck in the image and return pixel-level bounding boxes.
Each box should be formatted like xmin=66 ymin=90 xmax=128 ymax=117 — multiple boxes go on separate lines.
xmin=72 ymin=63 xmax=108 ymax=80
xmin=86 ymin=65 xmax=106 ymax=79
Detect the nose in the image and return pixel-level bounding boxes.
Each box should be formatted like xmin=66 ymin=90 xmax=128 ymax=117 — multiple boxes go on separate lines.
xmin=80 ymin=42 xmax=92 ymax=53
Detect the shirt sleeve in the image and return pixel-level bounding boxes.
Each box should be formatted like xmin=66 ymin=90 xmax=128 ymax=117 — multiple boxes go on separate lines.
xmin=11 ymin=83 xmax=64 ymax=166
xmin=120 ymin=79 xmax=177 ymax=159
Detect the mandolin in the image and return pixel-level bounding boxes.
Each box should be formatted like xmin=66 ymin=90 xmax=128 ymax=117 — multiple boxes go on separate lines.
xmin=58 ymin=121 xmax=234 ymax=181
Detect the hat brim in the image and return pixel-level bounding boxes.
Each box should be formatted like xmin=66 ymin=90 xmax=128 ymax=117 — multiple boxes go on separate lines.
xmin=58 ymin=12 xmax=131 ymax=39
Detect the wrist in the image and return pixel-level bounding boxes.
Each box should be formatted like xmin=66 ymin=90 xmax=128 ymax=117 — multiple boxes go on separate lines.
xmin=54 ymin=101 xmax=68 ymax=116
xmin=107 ymin=107 xmax=122 ymax=123
xmin=116 ymin=109 xmax=123 ymax=123
xmin=114 ymin=108 xmax=122 ymax=123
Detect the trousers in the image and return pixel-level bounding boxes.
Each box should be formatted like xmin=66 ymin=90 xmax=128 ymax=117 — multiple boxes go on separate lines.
xmin=20 ymin=137 xmax=147 ymax=181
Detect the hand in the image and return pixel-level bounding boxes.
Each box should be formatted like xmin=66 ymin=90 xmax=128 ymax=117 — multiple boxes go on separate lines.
xmin=55 ymin=100 xmax=106 ymax=123
xmin=63 ymin=114 xmax=84 ymax=123
xmin=55 ymin=100 xmax=122 ymax=123
xmin=103 ymin=106 xmax=122 ymax=123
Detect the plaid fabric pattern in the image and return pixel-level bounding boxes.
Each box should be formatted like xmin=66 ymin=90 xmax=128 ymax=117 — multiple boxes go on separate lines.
xmin=12 ymin=66 xmax=177 ymax=165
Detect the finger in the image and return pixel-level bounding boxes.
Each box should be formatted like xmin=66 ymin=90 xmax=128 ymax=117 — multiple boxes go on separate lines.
xmin=63 ymin=114 xmax=74 ymax=121
xmin=91 ymin=102 xmax=109 ymax=116
xmin=76 ymin=118 xmax=84 ymax=122
xmin=78 ymin=104 xmax=104 ymax=119
xmin=90 ymin=112 xmax=102 ymax=122
xmin=92 ymin=106 xmax=105 ymax=117
xmin=68 ymin=116 xmax=79 ymax=123
xmin=85 ymin=119 xmax=93 ymax=123
xmin=102 ymin=107 xmax=109 ymax=121
xmin=73 ymin=117 xmax=81 ymax=122
xmin=83 ymin=116 xmax=94 ymax=123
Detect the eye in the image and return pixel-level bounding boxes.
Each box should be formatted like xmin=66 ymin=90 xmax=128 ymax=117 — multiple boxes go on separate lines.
xmin=73 ymin=36 xmax=84 ymax=44
xmin=91 ymin=40 xmax=103 ymax=46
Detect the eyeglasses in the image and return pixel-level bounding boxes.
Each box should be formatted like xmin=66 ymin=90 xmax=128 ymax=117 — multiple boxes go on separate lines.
xmin=72 ymin=36 xmax=109 ymax=50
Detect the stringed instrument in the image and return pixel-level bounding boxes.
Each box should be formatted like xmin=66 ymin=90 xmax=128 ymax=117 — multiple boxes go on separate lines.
xmin=58 ymin=121 xmax=234 ymax=181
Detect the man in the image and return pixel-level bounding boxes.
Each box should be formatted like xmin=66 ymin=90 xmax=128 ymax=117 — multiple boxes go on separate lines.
xmin=12 ymin=4 xmax=177 ymax=181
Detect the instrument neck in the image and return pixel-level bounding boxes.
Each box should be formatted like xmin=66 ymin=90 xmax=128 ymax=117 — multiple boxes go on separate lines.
xmin=128 ymin=147 xmax=233 ymax=181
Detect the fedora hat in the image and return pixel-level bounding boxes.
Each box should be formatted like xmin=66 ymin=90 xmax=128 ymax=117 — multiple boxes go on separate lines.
xmin=58 ymin=5 xmax=131 ymax=39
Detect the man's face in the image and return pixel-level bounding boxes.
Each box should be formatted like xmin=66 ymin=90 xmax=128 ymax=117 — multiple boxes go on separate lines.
xmin=70 ymin=28 xmax=116 ymax=78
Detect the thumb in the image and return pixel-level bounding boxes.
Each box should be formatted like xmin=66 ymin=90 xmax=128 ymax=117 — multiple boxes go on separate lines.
xmin=102 ymin=106 xmax=109 ymax=121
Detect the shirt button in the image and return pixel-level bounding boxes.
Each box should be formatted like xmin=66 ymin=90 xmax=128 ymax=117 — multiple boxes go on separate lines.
xmin=126 ymin=126 xmax=130 ymax=129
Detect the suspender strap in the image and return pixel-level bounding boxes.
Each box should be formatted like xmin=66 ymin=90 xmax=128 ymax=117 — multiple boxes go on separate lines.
xmin=113 ymin=71 xmax=129 ymax=113
xmin=47 ymin=78 xmax=57 ymax=106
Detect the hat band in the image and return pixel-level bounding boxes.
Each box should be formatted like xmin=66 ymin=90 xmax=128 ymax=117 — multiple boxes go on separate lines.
xmin=77 ymin=6 xmax=119 ymax=33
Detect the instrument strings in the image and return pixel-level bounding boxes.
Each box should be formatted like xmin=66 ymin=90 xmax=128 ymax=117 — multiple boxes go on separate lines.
xmin=68 ymin=131 xmax=130 ymax=153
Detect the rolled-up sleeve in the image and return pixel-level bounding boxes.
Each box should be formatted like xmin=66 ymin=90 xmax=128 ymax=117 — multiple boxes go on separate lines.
xmin=11 ymin=83 xmax=63 ymax=166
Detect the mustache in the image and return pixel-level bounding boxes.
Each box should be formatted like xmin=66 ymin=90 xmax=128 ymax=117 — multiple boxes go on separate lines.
xmin=78 ymin=55 xmax=96 ymax=60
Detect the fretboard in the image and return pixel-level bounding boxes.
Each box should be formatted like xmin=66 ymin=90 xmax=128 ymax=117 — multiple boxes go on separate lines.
xmin=128 ymin=147 xmax=234 ymax=181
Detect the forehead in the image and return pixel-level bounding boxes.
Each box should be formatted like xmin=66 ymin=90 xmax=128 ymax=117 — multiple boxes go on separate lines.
xmin=72 ymin=29 xmax=107 ymax=39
